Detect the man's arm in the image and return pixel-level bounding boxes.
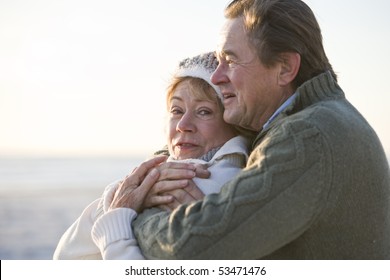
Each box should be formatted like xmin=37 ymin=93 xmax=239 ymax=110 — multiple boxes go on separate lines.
xmin=133 ymin=122 xmax=332 ymax=259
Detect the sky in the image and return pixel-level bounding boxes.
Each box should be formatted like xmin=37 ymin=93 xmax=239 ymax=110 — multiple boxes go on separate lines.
xmin=1 ymin=0 xmax=390 ymax=158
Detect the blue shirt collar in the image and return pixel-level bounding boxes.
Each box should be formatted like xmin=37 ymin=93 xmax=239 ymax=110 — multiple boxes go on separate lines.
xmin=262 ymin=93 xmax=297 ymax=130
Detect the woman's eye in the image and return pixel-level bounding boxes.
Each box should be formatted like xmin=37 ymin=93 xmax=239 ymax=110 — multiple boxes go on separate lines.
xmin=198 ymin=109 xmax=211 ymax=116
xmin=170 ymin=107 xmax=183 ymax=115
xmin=196 ymin=108 xmax=214 ymax=119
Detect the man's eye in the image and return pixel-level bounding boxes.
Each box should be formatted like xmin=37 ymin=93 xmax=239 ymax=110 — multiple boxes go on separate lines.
xmin=224 ymin=56 xmax=235 ymax=65
xmin=222 ymin=58 xmax=232 ymax=65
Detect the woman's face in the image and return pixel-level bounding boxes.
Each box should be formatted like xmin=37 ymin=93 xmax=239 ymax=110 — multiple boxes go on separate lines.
xmin=167 ymin=80 xmax=237 ymax=160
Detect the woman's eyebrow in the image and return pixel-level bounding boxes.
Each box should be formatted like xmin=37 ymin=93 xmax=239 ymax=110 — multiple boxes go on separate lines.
xmin=169 ymin=96 xmax=183 ymax=102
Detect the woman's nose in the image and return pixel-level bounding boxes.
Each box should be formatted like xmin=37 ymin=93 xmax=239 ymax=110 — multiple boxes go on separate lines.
xmin=176 ymin=112 xmax=196 ymax=132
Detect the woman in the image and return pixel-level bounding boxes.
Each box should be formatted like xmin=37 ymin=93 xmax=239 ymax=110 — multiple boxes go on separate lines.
xmin=53 ymin=52 xmax=249 ymax=259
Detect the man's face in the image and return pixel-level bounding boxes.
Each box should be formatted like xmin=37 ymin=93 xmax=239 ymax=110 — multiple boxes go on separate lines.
xmin=211 ymin=17 xmax=283 ymax=132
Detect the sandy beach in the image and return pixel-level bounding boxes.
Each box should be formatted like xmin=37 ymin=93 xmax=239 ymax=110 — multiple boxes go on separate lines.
xmin=0 ymin=187 xmax=102 ymax=260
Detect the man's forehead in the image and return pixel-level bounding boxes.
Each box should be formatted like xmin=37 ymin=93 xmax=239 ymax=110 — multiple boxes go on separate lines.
xmin=218 ymin=18 xmax=239 ymax=42
xmin=216 ymin=18 xmax=245 ymax=55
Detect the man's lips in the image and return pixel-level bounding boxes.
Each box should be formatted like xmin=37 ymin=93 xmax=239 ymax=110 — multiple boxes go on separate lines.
xmin=222 ymin=92 xmax=236 ymax=106
xmin=222 ymin=92 xmax=236 ymax=99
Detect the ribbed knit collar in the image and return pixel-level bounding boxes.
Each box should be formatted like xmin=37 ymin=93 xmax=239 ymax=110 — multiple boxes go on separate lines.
xmin=252 ymin=71 xmax=345 ymax=149
xmin=294 ymin=71 xmax=345 ymax=110
xmin=270 ymin=71 xmax=345 ymax=123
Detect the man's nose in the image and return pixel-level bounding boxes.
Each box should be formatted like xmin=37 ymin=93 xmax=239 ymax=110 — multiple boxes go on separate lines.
xmin=211 ymin=63 xmax=228 ymax=86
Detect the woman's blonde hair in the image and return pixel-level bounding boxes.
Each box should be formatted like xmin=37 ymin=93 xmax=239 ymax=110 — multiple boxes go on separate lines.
xmin=166 ymin=76 xmax=223 ymax=111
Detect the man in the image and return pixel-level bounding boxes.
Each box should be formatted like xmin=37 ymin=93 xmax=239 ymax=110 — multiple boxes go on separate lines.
xmin=115 ymin=0 xmax=390 ymax=259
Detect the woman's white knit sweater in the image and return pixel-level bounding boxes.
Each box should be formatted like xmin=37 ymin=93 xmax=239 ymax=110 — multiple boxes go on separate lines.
xmin=53 ymin=136 xmax=248 ymax=259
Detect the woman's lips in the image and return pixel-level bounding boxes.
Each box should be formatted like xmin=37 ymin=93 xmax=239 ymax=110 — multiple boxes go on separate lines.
xmin=174 ymin=141 xmax=201 ymax=155
xmin=176 ymin=142 xmax=197 ymax=149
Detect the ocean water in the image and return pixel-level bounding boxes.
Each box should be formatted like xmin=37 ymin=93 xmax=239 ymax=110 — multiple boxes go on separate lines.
xmin=0 ymin=156 xmax=146 ymax=260
xmin=1 ymin=154 xmax=389 ymax=194
xmin=0 ymin=156 xmax=145 ymax=194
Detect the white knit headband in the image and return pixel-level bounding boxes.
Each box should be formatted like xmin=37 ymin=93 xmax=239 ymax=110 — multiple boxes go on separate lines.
xmin=174 ymin=52 xmax=222 ymax=100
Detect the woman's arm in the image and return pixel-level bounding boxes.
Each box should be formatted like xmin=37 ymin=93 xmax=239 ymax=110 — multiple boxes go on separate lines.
xmin=53 ymin=156 xmax=202 ymax=260
xmin=91 ymin=156 xmax=205 ymax=259
xmin=53 ymin=198 xmax=103 ymax=260
xmin=91 ymin=208 xmax=145 ymax=259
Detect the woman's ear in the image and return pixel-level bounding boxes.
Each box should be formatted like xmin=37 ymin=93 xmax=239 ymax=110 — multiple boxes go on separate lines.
xmin=277 ymin=52 xmax=301 ymax=86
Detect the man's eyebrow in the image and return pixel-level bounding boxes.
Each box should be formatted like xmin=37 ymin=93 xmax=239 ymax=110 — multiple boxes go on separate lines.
xmin=217 ymin=49 xmax=236 ymax=59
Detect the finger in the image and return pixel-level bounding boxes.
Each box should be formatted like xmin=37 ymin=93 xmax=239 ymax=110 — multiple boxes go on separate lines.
xmin=184 ymin=180 xmax=205 ymax=200
xmin=130 ymin=156 xmax=168 ymax=184
xmin=158 ymin=161 xmax=196 ymax=171
xmin=136 ymin=168 xmax=160 ymax=198
xmin=149 ymin=179 xmax=189 ymax=195
xmin=193 ymin=164 xmax=211 ymax=179
xmin=112 ymin=168 xmax=161 ymax=212
xmin=159 ymin=168 xmax=196 ymax=181
xmin=130 ymin=167 xmax=138 ymax=174
xmin=156 ymin=161 xmax=196 ymax=181
xmin=144 ymin=194 xmax=174 ymax=208
xmin=165 ymin=189 xmax=199 ymax=205
xmin=138 ymin=155 xmax=168 ymax=174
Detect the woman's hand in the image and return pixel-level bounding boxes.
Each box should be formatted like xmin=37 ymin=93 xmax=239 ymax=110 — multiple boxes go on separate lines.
xmin=158 ymin=180 xmax=206 ymax=211
xmin=144 ymin=162 xmax=210 ymax=210
xmin=109 ymin=156 xmax=167 ymax=213
xmin=157 ymin=161 xmax=210 ymax=181
xmin=109 ymin=157 xmax=210 ymax=213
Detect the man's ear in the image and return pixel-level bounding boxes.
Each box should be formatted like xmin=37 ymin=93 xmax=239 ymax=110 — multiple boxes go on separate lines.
xmin=277 ymin=52 xmax=301 ymax=86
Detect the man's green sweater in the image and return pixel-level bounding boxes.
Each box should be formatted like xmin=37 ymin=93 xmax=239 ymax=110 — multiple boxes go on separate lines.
xmin=133 ymin=71 xmax=390 ymax=259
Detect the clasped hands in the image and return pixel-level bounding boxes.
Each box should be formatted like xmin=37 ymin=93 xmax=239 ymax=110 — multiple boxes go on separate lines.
xmin=109 ymin=156 xmax=210 ymax=213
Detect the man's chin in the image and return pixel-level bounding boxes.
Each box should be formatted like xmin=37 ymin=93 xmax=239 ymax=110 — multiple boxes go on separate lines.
xmin=223 ymin=111 xmax=239 ymax=126
xmin=223 ymin=112 xmax=259 ymax=133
